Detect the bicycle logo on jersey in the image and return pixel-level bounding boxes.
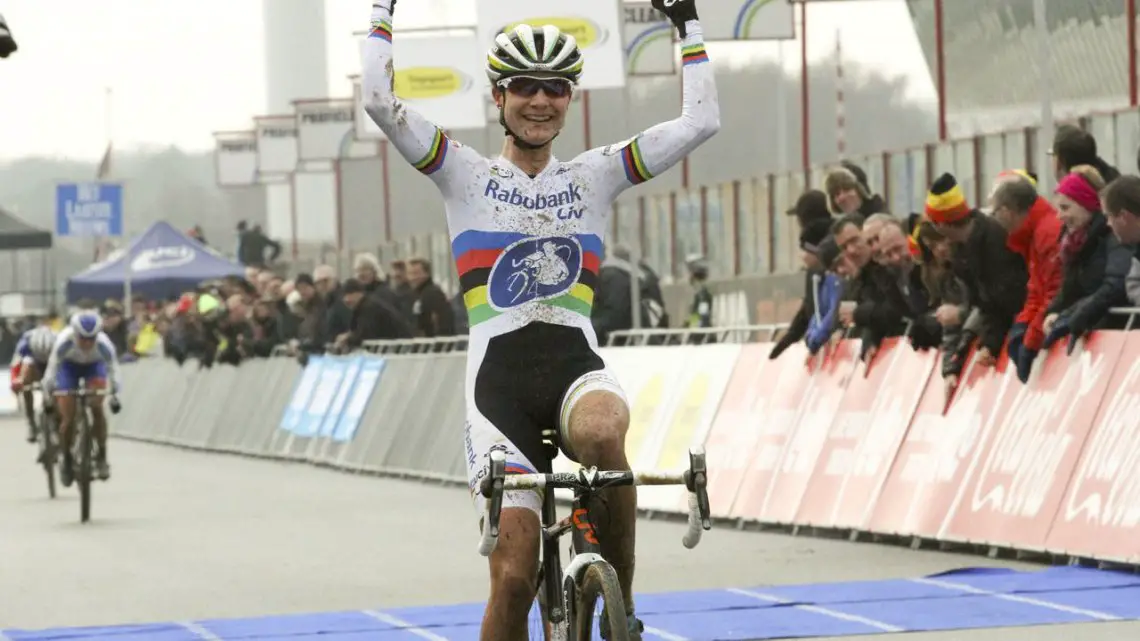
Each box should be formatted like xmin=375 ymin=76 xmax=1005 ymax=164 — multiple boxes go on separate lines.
xmin=487 ymin=235 xmax=583 ymax=310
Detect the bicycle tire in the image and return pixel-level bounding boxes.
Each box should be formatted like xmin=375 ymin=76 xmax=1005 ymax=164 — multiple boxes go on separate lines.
xmin=77 ymin=407 xmax=93 ymax=523
xmin=39 ymin=411 xmax=56 ymax=499
xmin=573 ymin=560 xmax=629 ymax=641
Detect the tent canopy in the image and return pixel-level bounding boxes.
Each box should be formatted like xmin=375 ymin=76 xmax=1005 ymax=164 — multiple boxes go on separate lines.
xmin=0 ymin=207 xmax=52 ymax=250
xmin=67 ymin=221 xmax=245 ymax=302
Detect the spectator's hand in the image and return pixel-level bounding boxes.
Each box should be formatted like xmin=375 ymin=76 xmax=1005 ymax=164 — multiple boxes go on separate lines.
xmin=1015 ymin=348 xmax=1037 ymax=384
xmin=1042 ymin=316 xmax=1071 ymax=350
xmin=1007 ymin=323 xmax=1027 ymax=364
xmin=1042 ymin=313 xmax=1059 ymax=337
xmin=838 ymin=301 xmax=857 ymax=327
xmin=862 ymin=344 xmax=878 ymax=364
xmin=976 ymin=347 xmax=996 ymax=368
xmin=935 ymin=304 xmax=961 ymax=327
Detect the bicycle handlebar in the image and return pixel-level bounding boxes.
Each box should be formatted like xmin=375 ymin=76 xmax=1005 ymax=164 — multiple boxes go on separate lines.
xmin=477 ymin=447 xmax=712 ymax=557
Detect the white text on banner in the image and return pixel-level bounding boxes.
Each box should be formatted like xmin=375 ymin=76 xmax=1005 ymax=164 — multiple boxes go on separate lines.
xmin=702 ymin=0 xmax=795 ymax=41
xmin=279 ymin=356 xmax=323 ymax=434
xmin=255 ymin=114 xmax=299 ymax=176
xmin=296 ymin=99 xmax=355 ymax=161
xmin=333 ymin=358 xmax=387 ymax=443
xmin=297 ymin=357 xmax=348 ymax=438
xmin=623 ymin=2 xmax=676 ymax=77
xmin=320 ymin=356 xmax=364 ymax=438
xmin=213 ymin=131 xmax=258 ymax=187
xmin=476 ymin=0 xmax=627 ymax=90
xmin=355 ymin=29 xmax=488 ymax=140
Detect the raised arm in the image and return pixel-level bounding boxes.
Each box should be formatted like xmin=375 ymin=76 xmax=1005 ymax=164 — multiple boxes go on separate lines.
xmin=360 ymin=1 xmax=477 ymax=193
xmin=593 ymin=17 xmax=720 ymax=198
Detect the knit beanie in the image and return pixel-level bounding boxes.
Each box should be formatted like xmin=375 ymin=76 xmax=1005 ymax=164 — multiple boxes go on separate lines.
xmin=799 ymin=218 xmax=832 ymax=254
xmin=925 ymin=173 xmax=972 ymax=224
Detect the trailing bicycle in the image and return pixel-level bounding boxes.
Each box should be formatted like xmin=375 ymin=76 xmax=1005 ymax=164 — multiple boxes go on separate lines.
xmin=27 ymin=382 xmax=58 ymax=499
xmin=479 ymin=432 xmax=712 ymax=640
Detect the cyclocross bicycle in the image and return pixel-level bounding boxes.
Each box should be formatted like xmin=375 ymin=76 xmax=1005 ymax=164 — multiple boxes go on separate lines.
xmin=479 ymin=431 xmax=712 ymax=640
xmin=28 ymin=382 xmax=57 ymax=499
xmin=55 ymin=382 xmax=108 ymax=523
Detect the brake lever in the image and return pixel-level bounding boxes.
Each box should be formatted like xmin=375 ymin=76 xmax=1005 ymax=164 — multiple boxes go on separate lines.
xmin=689 ymin=446 xmax=712 ymax=530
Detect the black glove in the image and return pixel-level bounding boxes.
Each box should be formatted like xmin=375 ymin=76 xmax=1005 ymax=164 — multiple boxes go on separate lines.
xmin=651 ymin=0 xmax=699 ymax=38
xmin=1015 ymin=348 xmax=1037 ymax=384
xmin=0 ymin=14 xmax=17 ymax=59
xmin=109 ymin=397 xmax=122 ymax=415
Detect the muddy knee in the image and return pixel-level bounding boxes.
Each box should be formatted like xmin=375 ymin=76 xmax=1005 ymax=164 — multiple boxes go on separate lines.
xmin=570 ymin=400 xmax=630 ymax=467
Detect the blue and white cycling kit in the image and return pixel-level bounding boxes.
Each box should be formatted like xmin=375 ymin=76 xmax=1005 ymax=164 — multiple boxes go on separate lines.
xmin=362 ymin=4 xmax=719 ymax=518
xmin=14 ymin=330 xmax=51 ymax=369
xmin=41 ymin=327 xmax=121 ymax=396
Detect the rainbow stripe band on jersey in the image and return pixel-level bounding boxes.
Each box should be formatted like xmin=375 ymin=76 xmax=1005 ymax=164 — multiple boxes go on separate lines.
xmin=414 ymin=128 xmax=450 ymax=176
xmin=453 ymin=230 xmax=602 ymax=326
xmin=621 ymin=139 xmax=652 ymax=185
xmin=369 ymin=20 xmax=392 ymax=42
xmin=681 ymin=43 xmax=709 ymax=66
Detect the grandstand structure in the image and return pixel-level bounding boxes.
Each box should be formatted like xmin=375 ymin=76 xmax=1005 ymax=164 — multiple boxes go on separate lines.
xmin=906 ymin=0 xmax=1135 ymax=136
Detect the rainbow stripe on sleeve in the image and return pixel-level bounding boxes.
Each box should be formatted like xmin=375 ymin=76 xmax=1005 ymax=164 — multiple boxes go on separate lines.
xmin=369 ymin=20 xmax=393 ymax=42
xmin=413 ymin=128 xmax=450 ymax=176
xmin=452 ymin=230 xmax=603 ymax=326
xmin=681 ymin=43 xmax=709 ymax=66
xmin=621 ymin=138 xmax=652 ymax=185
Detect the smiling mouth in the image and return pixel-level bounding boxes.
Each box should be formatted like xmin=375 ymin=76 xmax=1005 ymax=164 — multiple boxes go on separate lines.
xmin=523 ymin=115 xmax=553 ymax=123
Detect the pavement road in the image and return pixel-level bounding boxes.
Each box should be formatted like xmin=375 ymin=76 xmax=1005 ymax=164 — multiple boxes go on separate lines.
xmin=0 ymin=419 xmax=1137 ymax=640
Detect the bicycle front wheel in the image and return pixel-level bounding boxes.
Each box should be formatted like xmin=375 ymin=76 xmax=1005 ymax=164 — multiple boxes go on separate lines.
xmin=573 ymin=560 xmax=629 ymax=641
xmin=39 ymin=411 xmax=56 ymax=499
xmin=77 ymin=408 xmax=93 ymax=523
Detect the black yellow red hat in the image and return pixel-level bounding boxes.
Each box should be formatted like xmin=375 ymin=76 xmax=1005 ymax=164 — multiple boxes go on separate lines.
xmin=925 ymin=172 xmax=971 ymax=224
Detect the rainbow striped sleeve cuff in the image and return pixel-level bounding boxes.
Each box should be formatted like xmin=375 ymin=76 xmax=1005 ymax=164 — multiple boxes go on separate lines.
xmin=413 ymin=128 xmax=450 ymax=176
xmin=681 ymin=43 xmax=709 ymax=67
xmin=621 ymin=138 xmax=653 ymax=185
xmin=369 ymin=20 xmax=393 ymax=42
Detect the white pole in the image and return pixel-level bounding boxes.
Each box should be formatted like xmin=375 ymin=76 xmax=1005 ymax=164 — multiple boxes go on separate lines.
xmin=776 ymin=40 xmax=788 ymax=172
xmin=107 ymin=86 xmax=131 ymax=311
xmin=1033 ymin=0 xmax=1054 ymax=192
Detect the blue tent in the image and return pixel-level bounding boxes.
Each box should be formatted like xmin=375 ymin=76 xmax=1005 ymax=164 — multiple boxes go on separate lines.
xmin=67 ymin=221 xmax=245 ymax=302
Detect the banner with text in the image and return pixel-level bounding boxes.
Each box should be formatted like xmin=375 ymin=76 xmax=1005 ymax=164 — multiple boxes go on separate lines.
xmin=255 ymin=114 xmax=299 ymax=177
xmin=477 ymin=0 xmax=628 ymax=90
xmin=295 ymin=99 xmax=355 ymax=161
xmin=213 ymin=131 xmax=258 ymax=187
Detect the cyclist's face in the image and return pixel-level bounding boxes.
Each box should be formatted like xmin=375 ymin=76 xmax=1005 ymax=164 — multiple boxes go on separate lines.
xmin=77 ymin=336 xmax=95 ymax=351
xmin=495 ymin=76 xmax=571 ymax=146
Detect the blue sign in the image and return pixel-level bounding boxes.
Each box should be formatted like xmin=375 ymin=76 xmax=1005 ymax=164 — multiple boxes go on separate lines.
xmin=56 ymin=182 xmax=123 ymax=237
xmin=332 ymin=358 xmax=386 ymax=443
xmin=295 ymin=357 xmax=348 ymax=438
xmin=279 ymin=355 xmax=325 ymax=434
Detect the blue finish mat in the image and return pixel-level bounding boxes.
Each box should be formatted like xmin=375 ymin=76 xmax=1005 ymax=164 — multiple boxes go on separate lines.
xmin=5 ymin=566 xmax=1139 ymax=640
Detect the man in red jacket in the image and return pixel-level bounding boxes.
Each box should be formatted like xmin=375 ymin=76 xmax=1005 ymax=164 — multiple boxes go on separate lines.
xmin=990 ymin=172 xmax=1063 ymax=383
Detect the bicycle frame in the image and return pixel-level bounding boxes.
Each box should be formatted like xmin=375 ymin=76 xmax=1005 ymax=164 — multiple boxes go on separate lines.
xmin=478 ymin=442 xmax=711 ymax=638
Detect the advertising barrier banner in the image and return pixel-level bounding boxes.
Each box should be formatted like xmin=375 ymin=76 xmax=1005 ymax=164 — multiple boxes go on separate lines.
xmin=279 ymin=356 xmax=324 ymax=434
xmin=213 ymin=131 xmax=258 ymax=187
xmin=477 ymin=0 xmax=628 ymax=90
xmin=334 ymin=357 xmax=387 ymax=443
xmin=942 ymin=334 xmax=1123 ymax=548
xmin=729 ymin=341 xmax=817 ymax=520
xmin=1047 ymin=332 xmax=1140 ymax=562
xmin=255 ymin=115 xmax=299 ymax=177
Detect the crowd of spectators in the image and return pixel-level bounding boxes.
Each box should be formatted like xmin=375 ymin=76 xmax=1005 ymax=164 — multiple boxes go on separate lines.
xmin=81 ymin=253 xmax=459 ymax=368
xmin=770 ymin=124 xmax=1140 ymax=398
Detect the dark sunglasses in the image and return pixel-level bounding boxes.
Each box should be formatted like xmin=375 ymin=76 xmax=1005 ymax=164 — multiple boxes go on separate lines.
xmin=499 ymin=76 xmax=573 ymax=99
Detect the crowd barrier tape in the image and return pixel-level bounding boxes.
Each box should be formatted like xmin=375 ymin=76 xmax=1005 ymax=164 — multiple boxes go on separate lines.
xmin=109 ymin=331 xmax=1140 ymax=565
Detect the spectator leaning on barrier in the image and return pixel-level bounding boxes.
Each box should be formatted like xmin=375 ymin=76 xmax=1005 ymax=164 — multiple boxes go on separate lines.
xmin=1042 ymin=166 xmax=1133 ymax=351
xmin=915 ymin=221 xmax=974 ymax=387
xmin=769 ymin=218 xmax=833 ymax=359
xmin=874 ymin=219 xmax=941 ymax=350
xmin=832 ymin=213 xmax=906 ymax=362
xmin=804 ymin=236 xmax=845 ymax=357
xmin=335 ymin=277 xmax=414 ymax=351
xmin=314 ymin=264 xmax=352 ymax=343
xmin=293 ymin=273 xmax=328 ymax=355
xmin=989 ymin=172 xmax=1064 ymax=383
xmin=823 ymin=160 xmax=887 ymax=217
xmin=1101 ymin=175 xmax=1140 ymax=307
xmin=926 ymin=172 xmax=1028 ymax=368
xmin=407 ymin=257 xmax=455 ymax=338
xmin=1050 ymin=124 xmax=1121 ymax=185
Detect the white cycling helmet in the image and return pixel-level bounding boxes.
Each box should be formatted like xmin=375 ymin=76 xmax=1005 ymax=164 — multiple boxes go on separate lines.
xmin=486 ymin=24 xmax=583 ymax=85
xmin=29 ymin=326 xmax=55 ymax=359
xmin=70 ymin=310 xmax=103 ymax=339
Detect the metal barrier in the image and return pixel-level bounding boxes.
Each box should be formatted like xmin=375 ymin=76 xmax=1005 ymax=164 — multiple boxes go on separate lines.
xmin=605 ymin=324 xmax=790 ymax=346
